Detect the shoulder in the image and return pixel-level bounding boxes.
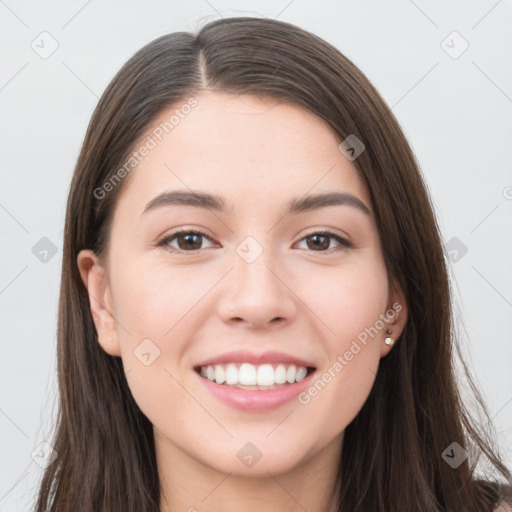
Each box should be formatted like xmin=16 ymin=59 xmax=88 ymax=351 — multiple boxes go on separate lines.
xmin=476 ymin=479 xmax=512 ymax=511
xmin=495 ymin=503 xmax=512 ymax=511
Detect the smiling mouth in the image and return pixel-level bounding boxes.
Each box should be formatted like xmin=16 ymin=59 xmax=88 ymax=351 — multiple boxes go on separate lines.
xmin=194 ymin=362 xmax=316 ymax=391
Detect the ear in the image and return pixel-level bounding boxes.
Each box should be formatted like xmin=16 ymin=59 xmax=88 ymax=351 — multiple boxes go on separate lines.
xmin=76 ymin=249 xmax=121 ymax=357
xmin=380 ymin=279 xmax=408 ymax=357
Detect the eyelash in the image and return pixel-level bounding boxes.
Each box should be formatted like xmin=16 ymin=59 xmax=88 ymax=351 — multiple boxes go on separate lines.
xmin=156 ymin=229 xmax=353 ymax=255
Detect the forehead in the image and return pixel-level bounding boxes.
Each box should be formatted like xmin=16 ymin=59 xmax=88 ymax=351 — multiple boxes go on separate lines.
xmin=116 ymin=92 xmax=370 ymax=215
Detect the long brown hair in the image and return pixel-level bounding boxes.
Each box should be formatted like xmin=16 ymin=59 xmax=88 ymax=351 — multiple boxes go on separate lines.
xmin=35 ymin=16 xmax=512 ymax=511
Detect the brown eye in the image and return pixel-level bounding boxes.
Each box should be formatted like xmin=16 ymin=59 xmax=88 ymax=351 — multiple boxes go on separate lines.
xmin=297 ymin=231 xmax=352 ymax=253
xmin=158 ymin=230 xmax=215 ymax=252
xmin=175 ymin=233 xmax=203 ymax=250
xmin=306 ymin=234 xmax=330 ymax=251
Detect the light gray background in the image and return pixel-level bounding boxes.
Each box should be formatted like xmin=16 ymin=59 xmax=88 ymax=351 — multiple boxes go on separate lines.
xmin=1 ymin=1 xmax=511 ymax=510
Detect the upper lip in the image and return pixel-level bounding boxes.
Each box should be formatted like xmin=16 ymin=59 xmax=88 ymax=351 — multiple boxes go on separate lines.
xmin=194 ymin=350 xmax=317 ymax=369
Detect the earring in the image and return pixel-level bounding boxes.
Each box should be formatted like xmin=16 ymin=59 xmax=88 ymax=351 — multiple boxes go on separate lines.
xmin=384 ymin=329 xmax=394 ymax=346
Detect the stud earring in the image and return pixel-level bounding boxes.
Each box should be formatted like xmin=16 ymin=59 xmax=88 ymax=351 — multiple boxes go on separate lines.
xmin=384 ymin=329 xmax=394 ymax=346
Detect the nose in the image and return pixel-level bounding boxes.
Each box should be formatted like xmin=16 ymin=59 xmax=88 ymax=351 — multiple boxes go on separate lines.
xmin=216 ymin=246 xmax=297 ymax=330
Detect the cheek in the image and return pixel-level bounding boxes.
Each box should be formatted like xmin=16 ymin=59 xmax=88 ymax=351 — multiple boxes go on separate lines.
xmin=295 ymin=257 xmax=388 ymax=430
xmin=110 ymin=258 xmax=220 ymax=411
xmin=113 ymin=286 xmax=198 ymax=431
xmin=301 ymin=255 xmax=389 ymax=342
xmin=111 ymin=257 xmax=208 ymax=344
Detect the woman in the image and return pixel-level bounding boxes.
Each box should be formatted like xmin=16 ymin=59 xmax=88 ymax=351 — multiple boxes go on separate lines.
xmin=35 ymin=16 xmax=512 ymax=511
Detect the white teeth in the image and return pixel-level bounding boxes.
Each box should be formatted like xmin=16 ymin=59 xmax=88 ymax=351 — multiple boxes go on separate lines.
xmin=225 ymin=364 xmax=238 ymax=385
xmin=295 ymin=366 xmax=307 ymax=382
xmin=274 ymin=364 xmax=287 ymax=384
xmin=198 ymin=362 xmax=312 ymax=388
xmin=286 ymin=364 xmax=297 ymax=383
xmin=239 ymin=363 xmax=257 ymax=385
xmin=214 ymin=364 xmax=226 ymax=384
xmin=256 ymin=364 xmax=274 ymax=386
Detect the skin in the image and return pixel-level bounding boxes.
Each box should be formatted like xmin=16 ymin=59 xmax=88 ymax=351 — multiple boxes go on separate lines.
xmin=77 ymin=91 xmax=407 ymax=512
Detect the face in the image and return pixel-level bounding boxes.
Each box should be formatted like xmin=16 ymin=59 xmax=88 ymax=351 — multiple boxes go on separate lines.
xmin=78 ymin=92 xmax=407 ymax=478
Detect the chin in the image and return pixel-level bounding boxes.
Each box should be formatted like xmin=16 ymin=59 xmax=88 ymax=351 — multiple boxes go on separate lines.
xmin=199 ymin=437 xmax=311 ymax=477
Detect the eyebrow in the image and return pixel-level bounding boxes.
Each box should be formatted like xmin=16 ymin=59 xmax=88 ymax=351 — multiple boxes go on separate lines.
xmin=142 ymin=189 xmax=371 ymax=217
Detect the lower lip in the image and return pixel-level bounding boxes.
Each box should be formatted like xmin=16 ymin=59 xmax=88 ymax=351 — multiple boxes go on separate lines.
xmin=195 ymin=369 xmax=316 ymax=411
